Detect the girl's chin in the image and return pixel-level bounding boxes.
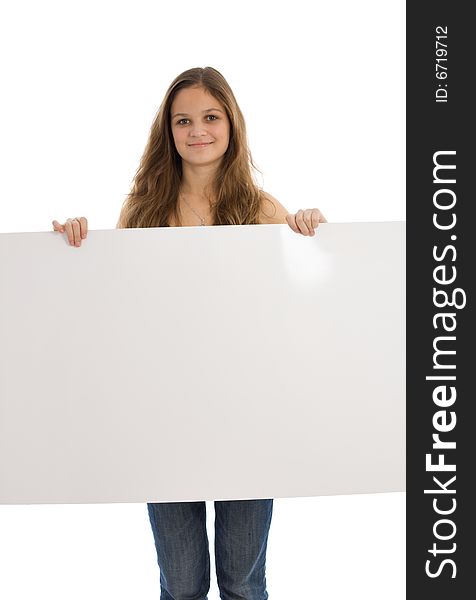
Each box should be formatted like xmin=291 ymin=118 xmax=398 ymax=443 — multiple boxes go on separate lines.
xmin=182 ymin=154 xmax=226 ymax=166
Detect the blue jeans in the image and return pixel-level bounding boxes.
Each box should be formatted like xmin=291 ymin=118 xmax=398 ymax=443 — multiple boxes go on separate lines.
xmin=147 ymin=499 xmax=273 ymax=600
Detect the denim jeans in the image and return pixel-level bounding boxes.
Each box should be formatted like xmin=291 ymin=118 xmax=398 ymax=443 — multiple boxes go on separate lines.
xmin=147 ymin=499 xmax=273 ymax=600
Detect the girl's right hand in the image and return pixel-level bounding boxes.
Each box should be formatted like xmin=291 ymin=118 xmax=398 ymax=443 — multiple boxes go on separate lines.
xmin=52 ymin=217 xmax=88 ymax=247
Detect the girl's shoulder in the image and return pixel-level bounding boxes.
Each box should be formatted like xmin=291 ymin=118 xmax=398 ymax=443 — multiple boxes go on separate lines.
xmin=259 ymin=191 xmax=290 ymax=225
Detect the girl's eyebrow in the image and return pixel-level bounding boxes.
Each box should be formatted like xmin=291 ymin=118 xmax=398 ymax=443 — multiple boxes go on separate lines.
xmin=172 ymin=108 xmax=224 ymax=118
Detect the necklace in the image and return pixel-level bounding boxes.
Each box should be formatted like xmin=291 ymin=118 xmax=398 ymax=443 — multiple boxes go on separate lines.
xmin=180 ymin=193 xmax=207 ymax=226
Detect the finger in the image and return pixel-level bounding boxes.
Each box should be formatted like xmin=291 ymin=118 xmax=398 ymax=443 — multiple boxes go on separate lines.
xmin=64 ymin=220 xmax=74 ymax=245
xmin=285 ymin=213 xmax=300 ymax=234
xmin=69 ymin=218 xmax=82 ymax=246
xmin=294 ymin=209 xmax=310 ymax=236
xmin=52 ymin=220 xmax=65 ymax=233
xmin=77 ymin=217 xmax=88 ymax=239
xmin=309 ymin=209 xmax=323 ymax=234
xmin=303 ymin=209 xmax=315 ymax=235
xmin=64 ymin=219 xmax=81 ymax=246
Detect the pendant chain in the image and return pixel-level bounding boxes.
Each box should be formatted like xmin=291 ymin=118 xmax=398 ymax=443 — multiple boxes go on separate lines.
xmin=180 ymin=194 xmax=207 ymax=226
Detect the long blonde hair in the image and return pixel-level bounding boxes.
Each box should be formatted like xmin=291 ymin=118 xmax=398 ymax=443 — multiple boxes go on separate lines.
xmin=117 ymin=67 xmax=272 ymax=228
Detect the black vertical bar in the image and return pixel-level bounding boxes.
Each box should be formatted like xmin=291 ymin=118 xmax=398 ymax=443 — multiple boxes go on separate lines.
xmin=407 ymin=2 xmax=474 ymax=598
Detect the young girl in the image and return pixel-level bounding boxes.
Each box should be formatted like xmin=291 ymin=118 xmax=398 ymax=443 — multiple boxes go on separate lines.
xmin=53 ymin=66 xmax=326 ymax=600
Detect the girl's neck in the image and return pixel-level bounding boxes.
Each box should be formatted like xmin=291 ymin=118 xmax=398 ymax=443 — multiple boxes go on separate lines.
xmin=180 ymin=164 xmax=217 ymax=200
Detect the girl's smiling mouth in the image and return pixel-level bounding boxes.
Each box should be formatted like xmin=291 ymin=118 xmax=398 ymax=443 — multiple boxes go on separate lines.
xmin=188 ymin=142 xmax=213 ymax=147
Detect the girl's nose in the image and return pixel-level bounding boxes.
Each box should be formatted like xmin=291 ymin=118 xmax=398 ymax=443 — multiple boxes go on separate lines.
xmin=189 ymin=124 xmax=207 ymax=136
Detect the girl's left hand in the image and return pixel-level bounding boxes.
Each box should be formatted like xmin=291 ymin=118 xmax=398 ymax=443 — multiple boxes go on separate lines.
xmin=286 ymin=208 xmax=327 ymax=236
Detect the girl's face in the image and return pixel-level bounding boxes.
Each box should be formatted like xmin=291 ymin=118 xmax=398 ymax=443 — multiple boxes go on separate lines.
xmin=170 ymin=86 xmax=230 ymax=170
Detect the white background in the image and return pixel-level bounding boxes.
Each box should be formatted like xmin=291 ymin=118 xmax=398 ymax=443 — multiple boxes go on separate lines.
xmin=0 ymin=1 xmax=405 ymax=598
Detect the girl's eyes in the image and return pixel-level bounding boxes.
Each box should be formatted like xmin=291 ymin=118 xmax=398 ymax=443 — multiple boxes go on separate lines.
xmin=176 ymin=115 xmax=218 ymax=125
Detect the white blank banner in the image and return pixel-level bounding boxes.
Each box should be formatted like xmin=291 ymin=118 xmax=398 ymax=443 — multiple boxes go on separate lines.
xmin=0 ymin=222 xmax=405 ymax=504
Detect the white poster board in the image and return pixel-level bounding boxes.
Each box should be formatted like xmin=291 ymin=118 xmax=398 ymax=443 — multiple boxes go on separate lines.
xmin=0 ymin=222 xmax=405 ymax=504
